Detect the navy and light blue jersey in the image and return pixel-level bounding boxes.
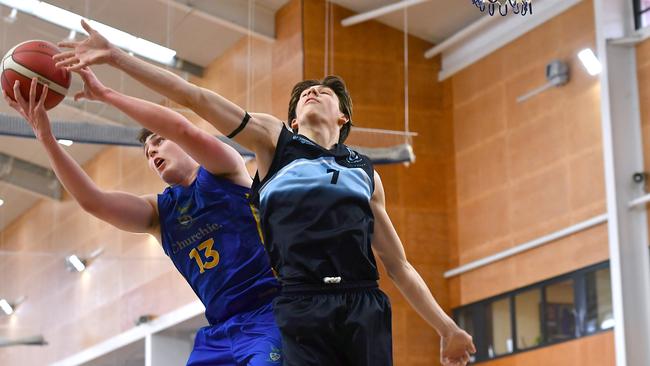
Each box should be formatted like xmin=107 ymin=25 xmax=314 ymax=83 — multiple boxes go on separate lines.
xmin=158 ymin=167 xmax=278 ymax=325
xmin=251 ymin=127 xmax=379 ymax=286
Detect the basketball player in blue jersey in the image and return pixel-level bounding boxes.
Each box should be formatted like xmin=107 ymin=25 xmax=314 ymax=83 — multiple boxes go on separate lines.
xmin=3 ymin=71 xmax=282 ymax=366
xmin=55 ymin=19 xmax=476 ymax=366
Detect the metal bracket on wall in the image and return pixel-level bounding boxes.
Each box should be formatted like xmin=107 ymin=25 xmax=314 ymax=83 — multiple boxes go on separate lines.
xmin=516 ymin=60 xmax=569 ymax=103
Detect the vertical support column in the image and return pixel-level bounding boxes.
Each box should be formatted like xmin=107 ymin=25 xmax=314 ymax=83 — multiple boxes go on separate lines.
xmin=593 ymin=0 xmax=650 ymax=365
xmin=145 ymin=333 xmax=193 ymax=366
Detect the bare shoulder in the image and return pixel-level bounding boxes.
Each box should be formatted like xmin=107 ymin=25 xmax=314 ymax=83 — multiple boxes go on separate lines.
xmin=141 ymin=193 xmax=161 ymax=237
xmin=372 ymin=170 xmax=385 ymax=204
xmin=248 ymin=113 xmax=286 ymax=171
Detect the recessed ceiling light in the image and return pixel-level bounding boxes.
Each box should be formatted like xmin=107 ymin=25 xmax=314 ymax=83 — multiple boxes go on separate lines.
xmin=0 ymin=0 xmax=177 ymax=65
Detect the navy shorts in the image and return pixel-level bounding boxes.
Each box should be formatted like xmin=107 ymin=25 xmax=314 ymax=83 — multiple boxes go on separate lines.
xmin=187 ymin=302 xmax=282 ymax=366
xmin=273 ymin=283 xmax=392 ymax=366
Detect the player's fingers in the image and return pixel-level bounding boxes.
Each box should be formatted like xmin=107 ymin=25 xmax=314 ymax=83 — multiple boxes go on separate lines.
xmin=13 ymin=80 xmax=28 ymax=111
xmin=56 ymin=41 xmax=81 ymax=50
xmin=67 ymin=62 xmax=87 ymax=72
xmin=2 ymin=92 xmax=26 ymax=119
xmin=74 ymin=66 xmax=91 ymax=79
xmin=469 ymin=342 xmax=477 ymax=353
xmin=73 ymin=91 xmax=86 ymax=102
xmin=37 ymin=85 xmax=48 ymax=109
xmin=55 ymin=58 xmax=80 ymax=69
xmin=52 ymin=50 xmax=77 ymax=62
xmin=29 ymin=77 xmax=37 ymax=112
xmin=80 ymin=19 xmax=95 ymax=34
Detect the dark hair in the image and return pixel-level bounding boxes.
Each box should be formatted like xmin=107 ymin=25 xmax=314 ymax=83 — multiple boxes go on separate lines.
xmin=137 ymin=128 xmax=154 ymax=146
xmin=288 ymin=75 xmax=353 ymax=144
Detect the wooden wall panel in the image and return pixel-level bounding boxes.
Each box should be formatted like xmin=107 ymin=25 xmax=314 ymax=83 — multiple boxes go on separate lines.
xmin=479 ymin=331 xmax=614 ymax=366
xmin=451 ymin=0 xmax=607 ymax=306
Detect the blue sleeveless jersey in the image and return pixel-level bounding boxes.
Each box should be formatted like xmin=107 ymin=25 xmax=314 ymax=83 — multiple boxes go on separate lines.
xmin=158 ymin=167 xmax=279 ymax=325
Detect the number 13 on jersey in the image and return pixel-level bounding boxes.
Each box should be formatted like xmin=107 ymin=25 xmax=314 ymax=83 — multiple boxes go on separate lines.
xmin=189 ymin=238 xmax=220 ymax=273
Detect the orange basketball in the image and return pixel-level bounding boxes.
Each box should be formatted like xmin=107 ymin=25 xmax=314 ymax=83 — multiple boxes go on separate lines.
xmin=1 ymin=40 xmax=72 ymax=110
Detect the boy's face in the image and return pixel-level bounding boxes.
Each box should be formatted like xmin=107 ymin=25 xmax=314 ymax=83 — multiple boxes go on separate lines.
xmin=143 ymin=134 xmax=192 ymax=184
xmin=292 ymin=85 xmax=346 ymax=131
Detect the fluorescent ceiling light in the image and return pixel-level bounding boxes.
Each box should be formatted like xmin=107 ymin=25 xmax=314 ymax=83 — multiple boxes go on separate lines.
xmin=0 ymin=299 xmax=13 ymax=315
xmin=4 ymin=7 xmax=17 ymax=23
xmin=65 ymin=254 xmax=86 ymax=272
xmin=57 ymin=139 xmax=73 ymax=146
xmin=0 ymin=0 xmax=177 ymax=65
xmin=0 ymin=198 xmax=4 ymax=206
xmin=578 ymin=48 xmax=602 ymax=76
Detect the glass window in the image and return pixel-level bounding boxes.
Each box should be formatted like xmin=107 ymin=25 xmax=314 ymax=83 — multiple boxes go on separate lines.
xmin=585 ymin=268 xmax=614 ymax=333
xmin=515 ymin=289 xmax=542 ymax=350
xmin=456 ymin=307 xmax=478 ymax=363
xmin=456 ymin=307 xmax=475 ymax=338
xmin=486 ymin=298 xmax=512 ymax=358
xmin=639 ymin=0 xmax=650 ymax=28
xmin=544 ymin=280 xmax=576 ymax=342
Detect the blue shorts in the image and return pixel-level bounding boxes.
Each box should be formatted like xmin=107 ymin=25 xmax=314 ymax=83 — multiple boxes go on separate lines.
xmin=187 ymin=302 xmax=282 ymax=366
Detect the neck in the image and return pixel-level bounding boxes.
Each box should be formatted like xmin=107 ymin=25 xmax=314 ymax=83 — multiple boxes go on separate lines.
xmin=299 ymin=125 xmax=339 ymax=149
xmin=176 ymin=164 xmax=200 ymax=187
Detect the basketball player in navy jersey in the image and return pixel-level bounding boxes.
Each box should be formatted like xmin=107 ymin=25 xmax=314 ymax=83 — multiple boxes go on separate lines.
xmin=55 ymin=19 xmax=476 ymax=366
xmin=4 ymin=72 xmax=282 ymax=366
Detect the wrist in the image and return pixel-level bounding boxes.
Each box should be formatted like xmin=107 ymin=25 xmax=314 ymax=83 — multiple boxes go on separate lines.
xmin=437 ymin=319 xmax=460 ymax=337
xmin=97 ymin=87 xmax=115 ymax=102
xmin=39 ymin=132 xmax=57 ymax=144
xmin=107 ymin=45 xmax=123 ymax=66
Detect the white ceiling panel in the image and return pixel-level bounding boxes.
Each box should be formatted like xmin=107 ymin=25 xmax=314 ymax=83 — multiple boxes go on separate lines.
xmin=333 ymin=0 xmax=483 ymax=43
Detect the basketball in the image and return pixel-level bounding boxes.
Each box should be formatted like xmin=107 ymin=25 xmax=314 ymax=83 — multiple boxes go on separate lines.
xmin=1 ymin=40 xmax=71 ymax=110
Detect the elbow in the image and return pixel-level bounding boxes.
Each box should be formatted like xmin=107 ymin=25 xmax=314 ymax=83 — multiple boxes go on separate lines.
xmin=76 ymin=191 xmax=106 ymax=217
xmin=385 ymin=260 xmax=411 ymax=282
xmin=78 ymin=199 xmax=101 ymax=216
xmin=176 ymin=83 xmax=203 ymax=109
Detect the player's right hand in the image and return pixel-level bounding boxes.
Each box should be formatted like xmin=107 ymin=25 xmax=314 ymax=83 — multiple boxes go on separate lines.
xmin=4 ymin=78 xmax=53 ymax=141
xmin=440 ymin=327 xmax=476 ymax=366
xmin=54 ymin=19 xmax=114 ymax=72
xmin=73 ymin=67 xmax=111 ymax=102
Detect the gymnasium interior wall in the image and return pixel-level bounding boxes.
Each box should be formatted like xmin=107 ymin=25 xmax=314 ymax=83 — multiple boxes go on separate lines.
xmin=448 ymin=0 xmax=614 ymax=364
xmin=0 ymin=0 xmax=629 ymax=365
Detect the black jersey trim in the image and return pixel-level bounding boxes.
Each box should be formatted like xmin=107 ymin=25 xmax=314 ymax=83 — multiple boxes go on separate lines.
xmin=226 ymin=112 xmax=251 ymax=139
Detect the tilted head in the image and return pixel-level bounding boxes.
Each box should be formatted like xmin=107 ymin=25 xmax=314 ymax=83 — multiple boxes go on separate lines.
xmin=138 ymin=129 xmax=198 ymax=186
xmin=288 ymin=75 xmax=353 ymax=144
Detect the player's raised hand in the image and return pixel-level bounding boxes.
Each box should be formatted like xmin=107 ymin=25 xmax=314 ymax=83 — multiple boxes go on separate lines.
xmin=440 ymin=327 xmax=476 ymax=366
xmin=4 ymin=78 xmax=53 ymax=141
xmin=73 ymin=67 xmax=111 ymax=102
xmin=54 ymin=19 xmax=114 ymax=71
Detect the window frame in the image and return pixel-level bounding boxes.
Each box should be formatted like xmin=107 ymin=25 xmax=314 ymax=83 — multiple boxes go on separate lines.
xmin=453 ymin=261 xmax=612 ymax=363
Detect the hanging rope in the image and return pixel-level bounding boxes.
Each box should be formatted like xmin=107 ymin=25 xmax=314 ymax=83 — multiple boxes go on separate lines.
xmin=329 ymin=1 xmax=334 ymax=75
xmin=403 ymin=9 xmax=411 ymax=146
xmin=247 ymin=0 xmax=255 ymax=110
xmin=324 ymin=0 xmax=329 ymax=77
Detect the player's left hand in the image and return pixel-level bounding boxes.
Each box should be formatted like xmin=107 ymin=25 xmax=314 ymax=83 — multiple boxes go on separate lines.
xmin=440 ymin=327 xmax=476 ymax=366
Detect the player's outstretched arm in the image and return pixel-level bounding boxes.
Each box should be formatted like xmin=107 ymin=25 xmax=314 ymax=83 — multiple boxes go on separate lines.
xmin=4 ymin=78 xmax=158 ymax=235
xmin=53 ymin=20 xmax=282 ymax=158
xmin=370 ymin=171 xmax=476 ymax=366
xmin=74 ymin=67 xmax=251 ymax=186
